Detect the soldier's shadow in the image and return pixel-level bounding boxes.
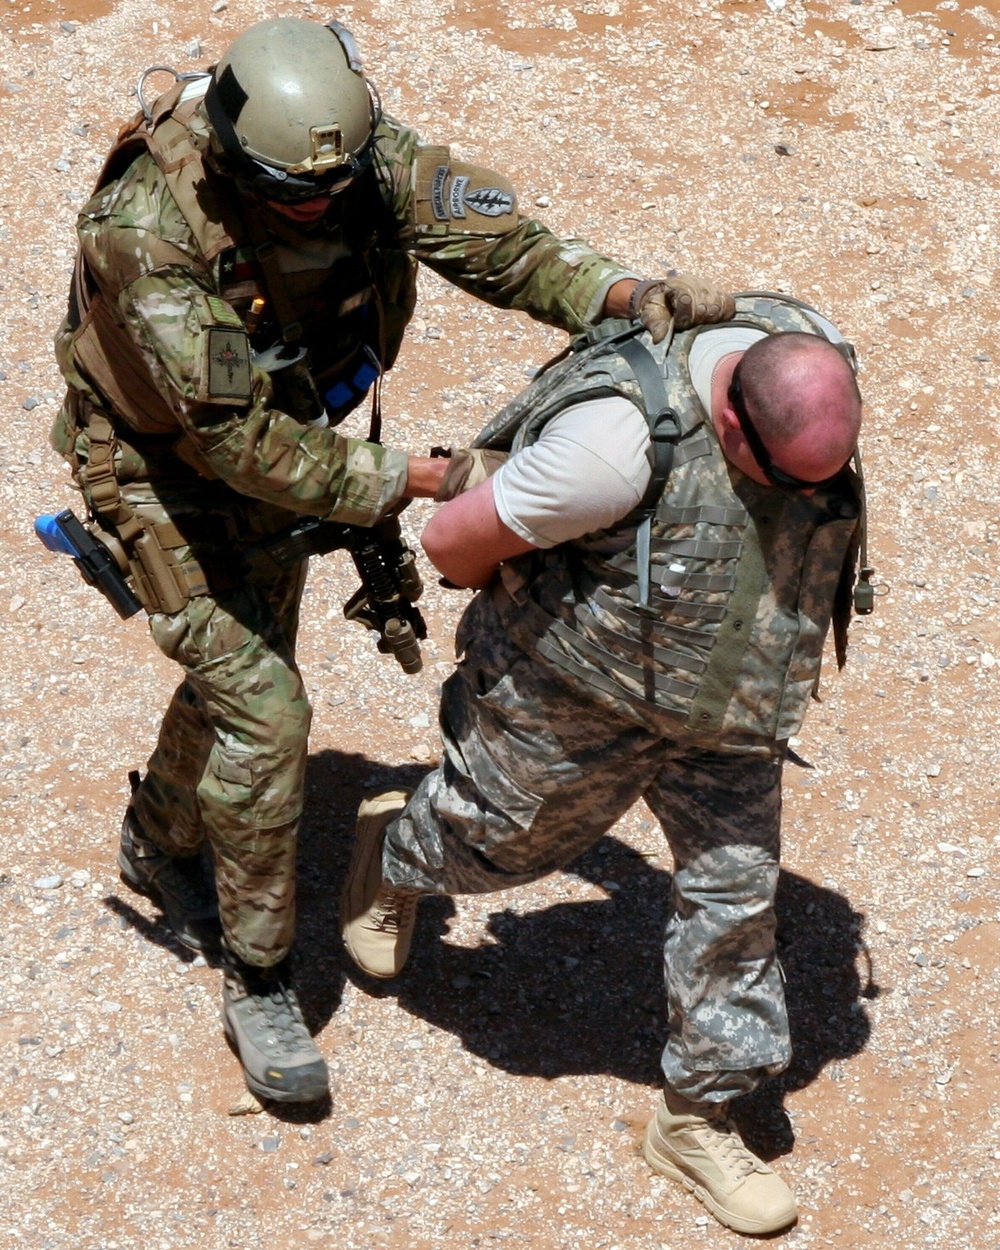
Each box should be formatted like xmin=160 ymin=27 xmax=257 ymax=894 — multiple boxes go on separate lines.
xmin=295 ymin=750 xmax=879 ymax=1152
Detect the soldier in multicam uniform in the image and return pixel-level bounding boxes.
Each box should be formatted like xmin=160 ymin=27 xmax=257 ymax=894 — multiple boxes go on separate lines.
xmin=341 ymin=296 xmax=867 ymax=1233
xmin=50 ymin=15 xmax=733 ymax=1105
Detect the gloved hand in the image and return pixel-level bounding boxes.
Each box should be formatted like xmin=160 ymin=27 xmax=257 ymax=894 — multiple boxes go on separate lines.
xmin=629 ymin=274 xmax=736 ymax=341
xmin=433 ymin=448 xmax=509 ymax=502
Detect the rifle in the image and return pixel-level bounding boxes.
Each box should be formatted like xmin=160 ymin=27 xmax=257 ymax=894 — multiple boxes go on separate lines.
xmin=243 ymin=330 xmax=425 ymax=670
xmin=250 ymin=513 xmax=427 ymax=673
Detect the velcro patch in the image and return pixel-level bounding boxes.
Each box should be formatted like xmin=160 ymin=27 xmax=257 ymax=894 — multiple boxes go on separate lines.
xmin=415 ymin=147 xmax=518 ymax=233
xmin=203 ymin=326 xmax=252 ymax=402
xmin=206 ymin=293 xmax=245 ymax=329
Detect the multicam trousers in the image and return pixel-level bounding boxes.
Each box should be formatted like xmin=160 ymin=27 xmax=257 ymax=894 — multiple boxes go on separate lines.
xmin=382 ymin=594 xmax=792 ymax=1104
xmin=116 ymin=479 xmax=312 ymax=967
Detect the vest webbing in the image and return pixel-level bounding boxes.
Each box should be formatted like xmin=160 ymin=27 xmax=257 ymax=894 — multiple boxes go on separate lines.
xmin=474 ymin=296 xmax=867 ymax=740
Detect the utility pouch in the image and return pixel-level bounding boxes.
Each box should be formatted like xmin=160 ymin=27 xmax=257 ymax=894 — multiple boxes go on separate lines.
xmin=127 ymin=528 xmax=189 ymax=616
xmin=126 ymin=513 xmax=237 ymax=615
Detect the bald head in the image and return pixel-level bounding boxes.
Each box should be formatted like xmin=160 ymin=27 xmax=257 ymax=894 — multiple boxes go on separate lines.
xmin=738 ymin=332 xmax=862 ymax=466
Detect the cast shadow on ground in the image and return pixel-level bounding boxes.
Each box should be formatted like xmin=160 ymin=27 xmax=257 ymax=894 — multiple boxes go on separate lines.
xmin=103 ymin=892 xmax=203 ymax=963
xmin=293 ymin=749 xmax=880 ymax=1151
xmin=102 ymin=746 xmax=879 ymax=1139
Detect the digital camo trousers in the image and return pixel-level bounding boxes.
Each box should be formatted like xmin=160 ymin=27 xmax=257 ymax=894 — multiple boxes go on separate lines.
xmin=382 ymin=608 xmax=791 ymax=1104
xmin=120 ymin=481 xmax=312 ymax=968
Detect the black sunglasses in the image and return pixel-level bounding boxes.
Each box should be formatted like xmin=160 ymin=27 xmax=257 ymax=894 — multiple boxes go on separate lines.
xmin=727 ymin=365 xmax=850 ymax=491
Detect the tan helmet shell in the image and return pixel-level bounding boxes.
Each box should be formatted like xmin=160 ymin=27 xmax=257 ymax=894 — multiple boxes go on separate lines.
xmin=212 ymin=17 xmax=373 ymax=174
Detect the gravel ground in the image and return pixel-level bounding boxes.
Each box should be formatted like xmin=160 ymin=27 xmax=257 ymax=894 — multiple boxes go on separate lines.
xmin=1 ymin=1 xmax=998 ymax=1247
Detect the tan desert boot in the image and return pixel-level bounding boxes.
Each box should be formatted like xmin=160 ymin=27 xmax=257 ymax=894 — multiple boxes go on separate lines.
xmin=340 ymin=790 xmax=418 ymax=978
xmin=643 ymin=1088 xmax=797 ymax=1236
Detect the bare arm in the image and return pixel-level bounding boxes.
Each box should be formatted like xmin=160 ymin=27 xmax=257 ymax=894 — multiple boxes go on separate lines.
xmin=404 ymin=456 xmax=450 ymax=498
xmin=602 ymin=277 xmax=639 ymax=319
xmin=421 ymin=478 xmax=536 ymax=588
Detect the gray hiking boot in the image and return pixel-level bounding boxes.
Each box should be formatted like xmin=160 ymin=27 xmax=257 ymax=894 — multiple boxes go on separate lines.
xmin=340 ymin=790 xmax=419 ymax=979
xmin=117 ymin=793 xmax=222 ymax=954
xmin=222 ymin=956 xmax=330 ymax=1104
xmin=643 ymin=1088 xmax=797 ymax=1236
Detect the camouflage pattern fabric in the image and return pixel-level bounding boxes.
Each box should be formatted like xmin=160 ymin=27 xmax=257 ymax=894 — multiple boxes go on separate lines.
xmin=117 ymin=480 xmax=309 ymax=965
xmin=381 ymin=590 xmax=790 ymax=1102
xmin=476 ymin=309 xmax=862 ymax=743
xmin=51 ymin=96 xmax=635 ymax=970
xmin=52 ymin=109 xmax=634 ymax=505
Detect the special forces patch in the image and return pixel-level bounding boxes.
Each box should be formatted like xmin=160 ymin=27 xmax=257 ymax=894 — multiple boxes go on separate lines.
xmin=416 ymin=148 xmax=518 ymax=232
xmin=204 ymin=327 xmax=252 ymax=402
xmin=431 ymin=166 xmax=515 ymax=221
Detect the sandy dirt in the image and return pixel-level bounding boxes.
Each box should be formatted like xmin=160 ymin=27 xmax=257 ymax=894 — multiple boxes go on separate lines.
xmin=1 ymin=1 xmax=998 ymax=1247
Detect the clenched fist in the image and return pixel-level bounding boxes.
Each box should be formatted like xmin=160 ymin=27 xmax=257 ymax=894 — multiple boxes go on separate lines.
xmin=630 ymin=274 xmax=736 ymax=341
xmin=433 ymin=448 xmax=509 ymax=502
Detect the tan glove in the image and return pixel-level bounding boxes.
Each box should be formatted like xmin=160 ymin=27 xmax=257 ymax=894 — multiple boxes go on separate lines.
xmin=433 ymin=448 xmax=509 ymax=502
xmin=630 ymin=274 xmax=736 ymax=341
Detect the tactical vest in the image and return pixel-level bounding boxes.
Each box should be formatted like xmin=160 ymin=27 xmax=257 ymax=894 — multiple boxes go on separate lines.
xmin=60 ymin=77 xmax=404 ymax=437
xmin=475 ymin=296 xmax=864 ymax=746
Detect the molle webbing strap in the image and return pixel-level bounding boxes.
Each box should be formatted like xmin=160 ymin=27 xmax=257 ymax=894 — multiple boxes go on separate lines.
xmin=534 ymin=624 xmax=697 ymax=708
xmin=81 ymin=409 xmax=224 ymax=613
xmin=591 ymin=587 xmax=719 ymax=646
xmin=635 ymin=518 xmax=653 ymax=610
xmin=238 ymin=211 xmax=303 ymax=345
xmin=615 ymin=336 xmax=677 ymax=517
xmin=648 ymin=600 xmax=727 ymax=622
xmin=503 ymin=590 xmax=703 ymax=718
xmin=670 ymin=432 xmax=713 ymax=466
xmin=535 ymin=625 xmax=700 ymax=705
xmin=684 ymin=496 xmax=787 ymax=733
xmin=578 ymin=614 xmax=708 ymax=676
xmin=652 ymin=537 xmax=744 ymax=560
xmin=534 ymin=635 xmax=690 ymax=720
xmin=656 ymin=503 xmax=748 ymax=527
xmin=611 ymin=562 xmax=738 ymax=595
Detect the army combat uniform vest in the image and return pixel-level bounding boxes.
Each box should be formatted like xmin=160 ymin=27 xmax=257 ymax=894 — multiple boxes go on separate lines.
xmin=475 ymin=296 xmax=864 ymax=749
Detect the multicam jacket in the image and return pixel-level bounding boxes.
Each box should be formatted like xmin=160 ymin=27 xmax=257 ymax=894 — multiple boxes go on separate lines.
xmin=474 ymin=297 xmax=863 ymax=749
xmin=52 ymin=77 xmax=633 ymax=527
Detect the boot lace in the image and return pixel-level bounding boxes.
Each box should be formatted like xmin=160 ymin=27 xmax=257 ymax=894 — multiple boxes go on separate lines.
xmin=245 ymin=978 xmax=315 ymax=1054
xmin=125 ymin=822 xmax=217 ymax=915
xmin=164 ymin=855 xmax=218 ymax=913
xmin=369 ymin=887 xmax=417 ymax=935
xmin=696 ymin=1115 xmax=759 ymax=1181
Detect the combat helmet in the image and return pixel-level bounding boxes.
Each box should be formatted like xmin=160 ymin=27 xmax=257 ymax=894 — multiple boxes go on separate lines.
xmin=204 ymin=17 xmax=380 ymax=202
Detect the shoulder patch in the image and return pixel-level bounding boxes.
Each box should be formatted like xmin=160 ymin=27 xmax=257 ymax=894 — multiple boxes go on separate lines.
xmin=414 ymin=145 xmax=518 ymax=234
xmin=203 ymin=326 xmax=252 ymax=402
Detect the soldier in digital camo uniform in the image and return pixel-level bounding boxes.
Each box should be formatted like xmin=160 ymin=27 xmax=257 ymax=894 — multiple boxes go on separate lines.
xmin=50 ymin=15 xmax=733 ymax=1104
xmin=341 ymin=299 xmax=866 ymax=1233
